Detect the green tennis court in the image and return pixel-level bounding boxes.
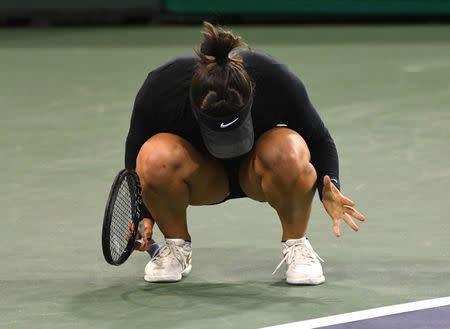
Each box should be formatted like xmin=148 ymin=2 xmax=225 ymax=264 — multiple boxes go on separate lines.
xmin=1 ymin=25 xmax=449 ymax=329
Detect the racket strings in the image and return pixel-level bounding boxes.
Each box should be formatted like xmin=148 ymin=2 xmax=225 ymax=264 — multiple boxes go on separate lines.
xmin=109 ymin=179 xmax=134 ymax=261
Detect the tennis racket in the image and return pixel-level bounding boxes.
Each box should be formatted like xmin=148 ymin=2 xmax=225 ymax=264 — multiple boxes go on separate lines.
xmin=102 ymin=169 xmax=158 ymax=266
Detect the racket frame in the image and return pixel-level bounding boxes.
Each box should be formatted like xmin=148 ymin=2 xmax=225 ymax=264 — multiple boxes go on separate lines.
xmin=102 ymin=169 xmax=142 ymax=265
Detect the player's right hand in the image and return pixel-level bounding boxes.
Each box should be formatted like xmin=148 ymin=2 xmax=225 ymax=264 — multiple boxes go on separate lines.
xmin=133 ymin=218 xmax=155 ymax=251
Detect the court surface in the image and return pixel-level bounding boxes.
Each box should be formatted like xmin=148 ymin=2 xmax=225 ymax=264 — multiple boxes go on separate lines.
xmin=1 ymin=25 xmax=449 ymax=329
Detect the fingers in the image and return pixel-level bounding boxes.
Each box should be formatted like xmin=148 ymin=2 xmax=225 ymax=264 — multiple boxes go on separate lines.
xmin=331 ymin=207 xmax=365 ymax=237
xmin=134 ymin=239 xmax=143 ymax=250
xmin=332 ymin=217 xmax=341 ymax=237
xmin=332 ymin=214 xmax=356 ymax=237
xmin=142 ymin=218 xmax=154 ymax=235
xmin=344 ymin=205 xmax=365 ymax=221
xmin=135 ymin=218 xmax=155 ymax=252
xmin=136 ymin=241 xmax=149 ymax=252
xmin=324 ymin=186 xmax=366 ymax=237
xmin=340 ymin=195 xmax=355 ymax=206
xmin=141 ymin=223 xmax=153 ymax=242
xmin=343 ymin=213 xmax=359 ymax=232
xmin=131 ymin=222 xmax=143 ymax=251
xmin=130 ymin=222 xmax=147 ymax=251
xmin=135 ymin=236 xmax=152 ymax=251
xmin=127 ymin=223 xmax=135 ymax=242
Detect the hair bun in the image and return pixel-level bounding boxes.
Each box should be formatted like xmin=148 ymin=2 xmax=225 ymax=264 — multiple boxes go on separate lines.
xmin=198 ymin=22 xmax=246 ymax=65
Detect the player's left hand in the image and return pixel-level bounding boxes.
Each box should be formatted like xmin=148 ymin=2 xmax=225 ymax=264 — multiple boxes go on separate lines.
xmin=322 ymin=175 xmax=365 ymax=237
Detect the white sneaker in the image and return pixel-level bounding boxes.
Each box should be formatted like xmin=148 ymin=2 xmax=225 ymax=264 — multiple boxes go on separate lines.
xmin=273 ymin=237 xmax=325 ymax=285
xmin=144 ymin=239 xmax=192 ymax=282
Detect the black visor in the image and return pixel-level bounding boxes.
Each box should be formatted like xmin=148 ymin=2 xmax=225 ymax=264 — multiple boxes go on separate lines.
xmin=190 ymin=93 xmax=254 ymax=159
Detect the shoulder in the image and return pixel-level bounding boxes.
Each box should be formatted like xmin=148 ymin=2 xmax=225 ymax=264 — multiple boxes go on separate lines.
xmin=240 ymin=49 xmax=307 ymax=98
xmin=240 ymin=49 xmax=286 ymax=70
xmin=146 ymin=53 xmax=197 ymax=82
xmin=136 ymin=53 xmax=196 ymax=102
xmin=241 ymin=49 xmax=302 ymax=84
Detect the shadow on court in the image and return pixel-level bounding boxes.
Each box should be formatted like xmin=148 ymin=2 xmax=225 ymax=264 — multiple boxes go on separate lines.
xmin=65 ymin=248 xmax=450 ymax=329
xmin=67 ymin=281 xmax=332 ymax=328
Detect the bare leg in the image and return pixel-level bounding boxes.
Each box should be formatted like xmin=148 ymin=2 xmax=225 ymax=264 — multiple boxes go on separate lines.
xmin=136 ymin=133 xmax=229 ymax=241
xmin=239 ymin=128 xmax=317 ymax=240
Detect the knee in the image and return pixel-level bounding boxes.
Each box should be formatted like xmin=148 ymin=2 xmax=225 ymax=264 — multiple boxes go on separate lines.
xmin=136 ymin=133 xmax=191 ymax=188
xmin=255 ymin=130 xmax=317 ymax=187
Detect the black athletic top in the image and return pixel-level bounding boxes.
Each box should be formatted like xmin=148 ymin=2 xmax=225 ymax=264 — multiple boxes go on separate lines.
xmin=125 ymin=50 xmax=340 ymax=201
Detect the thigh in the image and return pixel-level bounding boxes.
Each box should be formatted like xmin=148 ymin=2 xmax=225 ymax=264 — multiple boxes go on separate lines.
xmin=239 ymin=127 xmax=311 ymax=202
xmin=239 ymin=150 xmax=266 ymax=202
xmin=136 ymin=133 xmax=230 ymax=206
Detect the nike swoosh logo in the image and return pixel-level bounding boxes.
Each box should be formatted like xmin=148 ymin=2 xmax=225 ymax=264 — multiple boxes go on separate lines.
xmin=220 ymin=117 xmax=239 ymax=128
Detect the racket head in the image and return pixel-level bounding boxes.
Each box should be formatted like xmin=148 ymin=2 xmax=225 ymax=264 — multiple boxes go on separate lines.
xmin=102 ymin=169 xmax=142 ymax=265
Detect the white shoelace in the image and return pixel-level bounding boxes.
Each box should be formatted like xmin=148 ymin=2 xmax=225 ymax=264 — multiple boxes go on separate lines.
xmin=272 ymin=242 xmax=324 ymax=275
xmin=151 ymin=242 xmax=180 ymax=265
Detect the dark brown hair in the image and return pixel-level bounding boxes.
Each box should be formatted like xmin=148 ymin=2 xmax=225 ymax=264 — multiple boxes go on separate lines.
xmin=190 ymin=21 xmax=253 ymax=117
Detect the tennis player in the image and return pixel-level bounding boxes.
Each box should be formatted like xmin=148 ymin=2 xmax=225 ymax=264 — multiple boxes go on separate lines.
xmin=125 ymin=22 xmax=365 ymax=284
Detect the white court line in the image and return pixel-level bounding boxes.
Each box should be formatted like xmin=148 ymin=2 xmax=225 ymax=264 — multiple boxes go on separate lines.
xmin=260 ymin=296 xmax=450 ymax=329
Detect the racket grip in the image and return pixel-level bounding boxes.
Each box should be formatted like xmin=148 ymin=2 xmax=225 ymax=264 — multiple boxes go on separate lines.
xmin=147 ymin=243 xmax=160 ymax=258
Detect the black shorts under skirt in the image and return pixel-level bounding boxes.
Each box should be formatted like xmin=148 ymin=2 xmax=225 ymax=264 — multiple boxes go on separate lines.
xmin=211 ymin=155 xmax=248 ymax=204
